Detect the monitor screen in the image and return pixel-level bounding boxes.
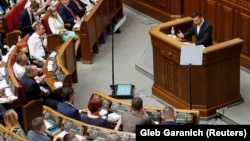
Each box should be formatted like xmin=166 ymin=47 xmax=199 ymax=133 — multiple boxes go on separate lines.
xmin=116 ymin=84 xmax=132 ymax=96
xmin=44 ymin=111 xmax=60 ymax=126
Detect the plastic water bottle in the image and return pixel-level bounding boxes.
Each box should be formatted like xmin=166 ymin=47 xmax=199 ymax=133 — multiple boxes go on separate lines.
xmin=171 ymin=26 xmax=175 ymax=37
xmin=18 ymin=35 xmax=21 ymax=41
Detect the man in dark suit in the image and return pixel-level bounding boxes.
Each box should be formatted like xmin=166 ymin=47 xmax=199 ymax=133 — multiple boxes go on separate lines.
xmin=19 ymin=65 xmax=62 ymax=109
xmin=177 ymin=11 xmax=213 ymax=47
xmin=57 ymin=87 xmax=83 ymax=121
xmin=58 ymin=0 xmax=79 ymax=29
xmin=69 ymin=0 xmax=87 ymax=18
xmin=18 ymin=1 xmax=40 ymax=37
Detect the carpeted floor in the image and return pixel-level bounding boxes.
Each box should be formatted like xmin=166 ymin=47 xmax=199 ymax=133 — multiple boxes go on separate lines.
xmin=73 ymin=5 xmax=250 ymax=124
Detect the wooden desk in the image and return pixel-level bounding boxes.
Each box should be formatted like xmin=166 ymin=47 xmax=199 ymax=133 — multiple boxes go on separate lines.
xmin=77 ymin=0 xmax=123 ymax=64
xmin=42 ymin=105 xmax=135 ymax=141
xmin=43 ymin=42 xmax=74 ymax=93
xmin=149 ymin=17 xmax=244 ymax=117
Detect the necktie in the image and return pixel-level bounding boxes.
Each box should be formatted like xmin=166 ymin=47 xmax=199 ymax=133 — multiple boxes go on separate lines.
xmin=31 ymin=13 xmax=35 ymax=24
xmin=67 ymin=6 xmax=76 ymax=20
xmin=39 ymin=37 xmax=45 ymax=51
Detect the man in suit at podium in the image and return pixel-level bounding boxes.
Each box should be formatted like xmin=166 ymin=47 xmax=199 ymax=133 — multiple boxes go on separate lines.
xmin=177 ymin=11 xmax=213 ymax=47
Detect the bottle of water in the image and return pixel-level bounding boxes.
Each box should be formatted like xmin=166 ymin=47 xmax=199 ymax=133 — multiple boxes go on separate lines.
xmin=171 ymin=26 xmax=175 ymax=37
xmin=18 ymin=35 xmax=21 ymax=41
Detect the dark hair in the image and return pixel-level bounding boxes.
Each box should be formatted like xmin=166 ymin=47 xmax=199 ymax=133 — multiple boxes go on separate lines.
xmin=31 ymin=117 xmax=44 ymax=131
xmin=62 ymin=87 xmax=74 ymax=101
xmin=30 ymin=1 xmax=39 ymax=9
xmin=63 ymin=133 xmax=77 ymax=141
xmin=88 ymin=98 xmax=102 ymax=113
xmin=192 ymin=11 xmax=202 ymax=18
xmin=131 ymin=97 xmax=143 ymax=111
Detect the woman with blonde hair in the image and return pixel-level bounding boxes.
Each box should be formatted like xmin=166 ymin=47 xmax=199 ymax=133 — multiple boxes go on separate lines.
xmin=4 ymin=109 xmax=27 ymax=138
xmin=47 ymin=6 xmax=81 ymax=60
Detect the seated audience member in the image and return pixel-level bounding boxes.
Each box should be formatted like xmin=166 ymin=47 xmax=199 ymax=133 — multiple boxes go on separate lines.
xmin=57 ymin=87 xmax=83 ymax=121
xmin=81 ymin=98 xmax=112 ymax=129
xmin=58 ymin=0 xmax=80 ymax=29
xmin=19 ymin=1 xmax=40 ymax=37
xmin=4 ymin=109 xmax=27 ymax=138
xmin=28 ymin=22 xmax=48 ymax=68
xmin=19 ymin=65 xmax=62 ymax=109
xmin=114 ymin=97 xmax=153 ymax=133
xmin=69 ymin=0 xmax=87 ymax=18
xmin=106 ymin=134 xmax=121 ymax=141
xmin=27 ymin=116 xmax=59 ymax=141
xmin=47 ymin=6 xmax=81 ymax=60
xmin=15 ymin=41 xmax=32 ymax=64
xmin=13 ymin=52 xmax=29 ymax=80
xmin=63 ymin=133 xmax=79 ymax=141
xmin=160 ymin=106 xmax=176 ymax=125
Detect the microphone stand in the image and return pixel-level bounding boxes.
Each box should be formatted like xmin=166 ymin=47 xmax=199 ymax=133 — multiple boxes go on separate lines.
xmin=110 ymin=23 xmax=115 ymax=95
xmin=189 ymin=63 xmax=192 ymax=110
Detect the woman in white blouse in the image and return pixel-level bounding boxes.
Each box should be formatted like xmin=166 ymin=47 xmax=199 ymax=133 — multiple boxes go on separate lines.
xmin=47 ymin=6 xmax=81 ymax=60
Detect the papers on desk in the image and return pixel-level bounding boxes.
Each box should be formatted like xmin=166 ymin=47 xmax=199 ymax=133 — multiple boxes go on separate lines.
xmin=56 ymin=130 xmax=86 ymax=141
xmin=0 ymin=80 xmax=17 ymax=103
xmin=73 ymin=21 xmax=81 ymax=29
xmin=107 ymin=112 xmax=121 ymax=122
xmin=54 ymin=82 xmax=63 ymax=88
xmin=49 ymin=51 xmax=57 ymax=58
xmin=0 ymin=79 xmax=9 ymax=90
xmin=47 ymin=60 xmax=54 ymax=71
xmin=0 ymin=67 xmax=5 ymax=78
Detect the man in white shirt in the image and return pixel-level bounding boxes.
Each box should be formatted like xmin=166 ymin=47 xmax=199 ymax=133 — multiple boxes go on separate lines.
xmin=13 ymin=52 xmax=27 ymax=80
xmin=28 ymin=22 xmax=48 ymax=68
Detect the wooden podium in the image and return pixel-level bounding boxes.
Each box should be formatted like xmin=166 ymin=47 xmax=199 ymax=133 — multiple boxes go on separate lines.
xmin=149 ymin=17 xmax=244 ymax=117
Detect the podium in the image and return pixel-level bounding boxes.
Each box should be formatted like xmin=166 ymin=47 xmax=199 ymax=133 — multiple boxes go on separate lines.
xmin=149 ymin=17 xmax=244 ymax=117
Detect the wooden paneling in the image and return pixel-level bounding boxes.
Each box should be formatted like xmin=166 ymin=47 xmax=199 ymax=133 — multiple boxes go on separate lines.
xmin=124 ymin=0 xmax=250 ymax=69
xmin=123 ymin=0 xmax=183 ymax=22
xmin=78 ymin=0 xmax=123 ymax=64
xmin=150 ymin=17 xmax=244 ymax=117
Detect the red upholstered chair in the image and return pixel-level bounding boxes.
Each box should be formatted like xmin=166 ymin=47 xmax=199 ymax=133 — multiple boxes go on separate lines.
xmin=1 ymin=0 xmax=28 ymax=46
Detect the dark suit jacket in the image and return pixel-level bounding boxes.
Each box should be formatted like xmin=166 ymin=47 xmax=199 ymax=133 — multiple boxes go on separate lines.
xmin=19 ymin=73 xmax=46 ymax=101
xmin=18 ymin=8 xmax=34 ymax=37
xmin=69 ymin=0 xmax=87 ymax=18
xmin=183 ymin=20 xmax=213 ymax=47
xmin=57 ymin=102 xmax=81 ymax=120
xmin=57 ymin=4 xmax=75 ymax=28
xmin=160 ymin=121 xmax=177 ymax=125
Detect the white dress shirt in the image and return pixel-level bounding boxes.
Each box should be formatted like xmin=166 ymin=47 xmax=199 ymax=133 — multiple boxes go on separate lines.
xmin=28 ymin=32 xmax=47 ymax=61
xmin=13 ymin=62 xmax=26 ymax=80
xmin=197 ymin=18 xmax=204 ymax=36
